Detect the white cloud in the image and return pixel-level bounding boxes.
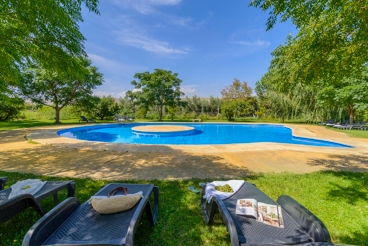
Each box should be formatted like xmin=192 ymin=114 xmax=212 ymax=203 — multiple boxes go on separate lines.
xmin=149 ymin=0 xmax=181 ymax=5
xmin=181 ymin=85 xmax=196 ymax=94
xmin=111 ymin=0 xmax=209 ymax=29
xmin=112 ymin=0 xmax=181 ymax=14
xmin=165 ymin=12 xmax=213 ymax=29
xmin=93 ymin=90 xmax=126 ymax=98
xmin=88 ymin=53 xmax=146 ymax=73
xmin=232 ymin=40 xmax=270 ymax=47
xmin=229 ymin=29 xmax=270 ymax=49
xmin=114 ymin=30 xmax=189 ymax=54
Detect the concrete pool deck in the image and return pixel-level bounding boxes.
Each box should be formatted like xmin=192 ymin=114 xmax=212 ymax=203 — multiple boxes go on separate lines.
xmin=0 ymin=123 xmax=367 ymax=180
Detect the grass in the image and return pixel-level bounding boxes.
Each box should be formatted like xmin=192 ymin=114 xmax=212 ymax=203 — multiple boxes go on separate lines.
xmin=0 ymin=119 xmax=367 ymax=245
xmin=0 ymin=171 xmax=367 ymax=246
xmin=327 ymin=126 xmax=368 ymax=139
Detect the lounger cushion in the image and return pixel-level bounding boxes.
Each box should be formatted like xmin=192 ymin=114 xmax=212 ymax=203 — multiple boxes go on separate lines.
xmin=91 ymin=193 xmax=143 ymax=214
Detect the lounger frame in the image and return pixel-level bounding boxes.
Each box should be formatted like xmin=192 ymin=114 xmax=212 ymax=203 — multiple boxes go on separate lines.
xmin=0 ymin=180 xmax=76 ymax=224
xmin=23 ymin=183 xmax=159 ymax=246
xmin=201 ymin=182 xmax=331 ymax=246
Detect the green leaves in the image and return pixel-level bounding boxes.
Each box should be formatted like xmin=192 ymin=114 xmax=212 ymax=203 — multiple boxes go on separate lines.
xmin=251 ymin=0 xmax=368 ymax=122
xmin=220 ymin=79 xmax=256 ymax=120
xmin=127 ymin=69 xmax=184 ymax=121
xmin=0 ymin=0 xmax=100 ymax=85
xmin=251 ymin=0 xmax=368 ymax=86
xmin=20 ymin=56 xmax=103 ymax=123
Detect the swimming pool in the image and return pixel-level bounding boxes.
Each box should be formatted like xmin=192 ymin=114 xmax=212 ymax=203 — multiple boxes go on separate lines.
xmin=57 ymin=123 xmax=351 ymax=148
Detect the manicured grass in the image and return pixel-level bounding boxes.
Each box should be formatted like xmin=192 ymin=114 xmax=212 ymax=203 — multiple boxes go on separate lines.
xmin=0 ymin=171 xmax=366 ymax=245
xmin=0 ymin=120 xmax=83 ymax=131
xmin=327 ymin=126 xmax=368 ymax=139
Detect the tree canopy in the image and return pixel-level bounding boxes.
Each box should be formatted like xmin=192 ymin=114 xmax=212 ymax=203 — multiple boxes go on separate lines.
xmin=250 ymin=0 xmax=368 ymax=84
xmin=20 ymin=57 xmax=103 ymax=123
xmin=250 ymin=0 xmax=368 ymax=123
xmin=220 ymin=79 xmax=256 ymax=120
xmin=221 ymin=79 xmax=252 ymax=100
xmin=126 ymin=69 xmax=184 ymax=121
xmin=0 ymin=0 xmax=100 ymax=86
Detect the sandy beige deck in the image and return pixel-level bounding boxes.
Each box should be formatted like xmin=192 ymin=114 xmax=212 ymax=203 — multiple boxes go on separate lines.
xmin=0 ymin=123 xmax=367 ymax=180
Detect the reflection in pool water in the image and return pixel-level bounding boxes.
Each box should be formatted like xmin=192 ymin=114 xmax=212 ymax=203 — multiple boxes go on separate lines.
xmin=57 ymin=123 xmax=351 ymax=148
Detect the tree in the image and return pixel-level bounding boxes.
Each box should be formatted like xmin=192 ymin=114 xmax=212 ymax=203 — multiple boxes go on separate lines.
xmin=250 ymin=0 xmax=368 ymax=85
xmin=167 ymin=105 xmax=177 ymax=121
xmin=317 ymin=73 xmax=368 ymax=124
xmin=126 ymin=69 xmax=184 ymax=121
xmin=0 ymin=0 xmax=100 ymax=87
xmin=221 ymin=100 xmax=237 ymax=121
xmin=209 ymin=96 xmax=222 ymax=115
xmin=92 ymin=96 xmax=119 ymax=120
xmin=21 ymin=57 xmax=103 ymax=123
xmin=221 ymin=79 xmax=252 ymax=100
xmin=221 ymin=79 xmax=256 ymax=119
xmin=0 ymin=93 xmax=24 ymax=121
xmin=71 ymin=95 xmax=100 ymax=118
xmin=118 ymin=98 xmax=136 ymax=117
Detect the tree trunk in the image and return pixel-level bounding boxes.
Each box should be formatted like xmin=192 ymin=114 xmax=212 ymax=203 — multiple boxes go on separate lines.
xmin=158 ymin=105 xmax=163 ymax=121
xmin=55 ymin=107 xmax=60 ymax=124
xmin=348 ymin=105 xmax=354 ymax=124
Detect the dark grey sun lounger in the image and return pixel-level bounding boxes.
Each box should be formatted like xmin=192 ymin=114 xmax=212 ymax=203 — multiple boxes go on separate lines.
xmin=0 ymin=177 xmax=7 ymax=190
xmin=0 ymin=180 xmax=75 ymax=224
xmin=201 ymin=182 xmax=332 ymax=246
xmin=22 ymin=183 xmax=159 ymax=246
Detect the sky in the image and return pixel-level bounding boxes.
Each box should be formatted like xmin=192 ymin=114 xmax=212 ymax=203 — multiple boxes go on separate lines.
xmin=80 ymin=0 xmax=296 ymax=98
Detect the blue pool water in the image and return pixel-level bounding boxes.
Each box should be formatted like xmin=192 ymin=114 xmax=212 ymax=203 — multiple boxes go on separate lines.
xmin=57 ymin=123 xmax=351 ymax=148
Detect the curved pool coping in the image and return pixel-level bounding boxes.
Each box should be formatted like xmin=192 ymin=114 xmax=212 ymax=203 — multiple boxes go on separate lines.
xmin=25 ymin=122 xmax=368 ymax=155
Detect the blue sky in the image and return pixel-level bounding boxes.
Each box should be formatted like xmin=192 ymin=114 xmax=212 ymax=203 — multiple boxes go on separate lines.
xmin=80 ymin=0 xmax=296 ymax=98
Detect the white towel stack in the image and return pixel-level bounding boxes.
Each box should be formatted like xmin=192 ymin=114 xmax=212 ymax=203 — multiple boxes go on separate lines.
xmin=8 ymin=179 xmax=46 ymax=199
xmin=204 ymin=180 xmax=245 ymax=203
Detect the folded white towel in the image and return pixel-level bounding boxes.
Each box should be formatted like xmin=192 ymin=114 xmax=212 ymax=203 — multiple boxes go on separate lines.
xmin=8 ymin=179 xmax=46 ymax=199
xmin=204 ymin=180 xmax=245 ymax=203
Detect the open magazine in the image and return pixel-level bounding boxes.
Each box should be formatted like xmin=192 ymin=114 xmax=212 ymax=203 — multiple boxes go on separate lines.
xmin=235 ymin=199 xmax=284 ymax=228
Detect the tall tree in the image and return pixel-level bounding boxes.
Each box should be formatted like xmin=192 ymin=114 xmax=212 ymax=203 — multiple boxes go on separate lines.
xmin=20 ymin=57 xmax=103 ymax=123
xmin=221 ymin=79 xmax=252 ymax=100
xmin=0 ymin=0 xmax=100 ymax=86
xmin=250 ymin=0 xmax=368 ymax=84
xmin=317 ymin=72 xmax=368 ymax=124
xmin=126 ymin=69 xmax=184 ymax=121
xmin=221 ymin=79 xmax=256 ymax=119
xmin=92 ymin=96 xmax=120 ymax=120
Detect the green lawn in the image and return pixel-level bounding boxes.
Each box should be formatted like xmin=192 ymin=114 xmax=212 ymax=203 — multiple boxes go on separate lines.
xmin=1 ymin=120 xmax=367 ymax=245
xmin=0 ymin=171 xmax=367 ymax=245
xmin=327 ymin=126 xmax=368 ymax=139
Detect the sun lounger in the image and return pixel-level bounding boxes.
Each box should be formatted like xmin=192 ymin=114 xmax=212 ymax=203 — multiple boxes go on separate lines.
xmin=0 ymin=177 xmax=7 ymax=190
xmin=115 ymin=114 xmax=125 ymax=122
xmin=79 ymin=116 xmax=96 ymax=123
xmin=22 ymin=183 xmax=159 ymax=246
xmin=351 ymin=122 xmax=367 ymax=130
xmin=0 ymin=180 xmax=75 ymax=224
xmin=324 ymin=119 xmax=336 ymax=126
xmin=201 ymin=181 xmax=331 ymax=245
xmin=123 ymin=115 xmax=134 ymax=122
xmin=318 ymin=119 xmax=334 ymax=126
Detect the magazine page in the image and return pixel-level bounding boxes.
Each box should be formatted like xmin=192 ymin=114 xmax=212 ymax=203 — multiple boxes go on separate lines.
xmin=235 ymin=199 xmax=258 ymax=219
xmin=257 ymin=202 xmax=284 ymax=228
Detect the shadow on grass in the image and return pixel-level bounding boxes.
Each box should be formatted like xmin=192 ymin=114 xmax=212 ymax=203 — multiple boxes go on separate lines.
xmin=307 ymin=154 xmax=368 ymax=172
xmin=319 ymin=171 xmax=368 ymax=205
xmin=0 ymin=171 xmax=367 ymax=245
xmin=0 ymin=173 xmax=232 ymax=246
